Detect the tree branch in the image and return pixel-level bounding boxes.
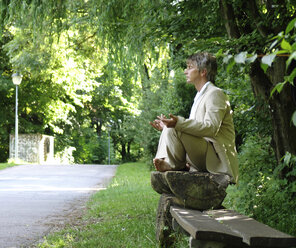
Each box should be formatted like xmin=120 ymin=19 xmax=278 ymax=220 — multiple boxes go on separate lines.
xmin=144 ymin=63 xmax=150 ymax=80
xmin=219 ymin=0 xmax=240 ymax=39
xmin=246 ymin=0 xmax=271 ymax=37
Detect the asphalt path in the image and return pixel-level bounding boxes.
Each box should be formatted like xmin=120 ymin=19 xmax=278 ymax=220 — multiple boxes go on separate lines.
xmin=0 ymin=164 xmax=117 ymax=248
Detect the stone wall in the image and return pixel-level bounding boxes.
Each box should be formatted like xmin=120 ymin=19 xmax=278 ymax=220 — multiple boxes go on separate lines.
xmin=9 ymin=134 xmax=54 ymax=164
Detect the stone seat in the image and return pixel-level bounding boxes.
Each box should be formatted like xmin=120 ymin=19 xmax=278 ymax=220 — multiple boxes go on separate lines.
xmin=151 ymin=171 xmax=230 ymax=210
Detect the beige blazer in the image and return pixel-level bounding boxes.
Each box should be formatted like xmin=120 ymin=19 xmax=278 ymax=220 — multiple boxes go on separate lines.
xmin=175 ymin=83 xmax=239 ymax=183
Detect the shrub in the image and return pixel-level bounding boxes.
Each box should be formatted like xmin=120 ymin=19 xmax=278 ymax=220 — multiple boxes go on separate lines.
xmin=224 ymin=135 xmax=296 ymax=235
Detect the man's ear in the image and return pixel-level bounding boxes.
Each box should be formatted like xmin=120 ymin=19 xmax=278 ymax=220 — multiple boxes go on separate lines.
xmin=201 ymin=69 xmax=207 ymax=77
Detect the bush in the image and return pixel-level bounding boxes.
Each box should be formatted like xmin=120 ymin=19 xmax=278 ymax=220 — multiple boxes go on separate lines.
xmin=223 ymin=135 xmax=296 ymax=235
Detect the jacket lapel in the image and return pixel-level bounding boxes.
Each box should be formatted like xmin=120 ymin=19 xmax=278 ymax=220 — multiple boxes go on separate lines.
xmin=199 ymin=82 xmax=214 ymax=102
xmin=190 ymin=82 xmax=214 ymax=119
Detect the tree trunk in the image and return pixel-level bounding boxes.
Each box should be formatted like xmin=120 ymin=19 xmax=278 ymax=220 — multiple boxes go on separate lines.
xmin=96 ymin=118 xmax=103 ymax=137
xmin=120 ymin=141 xmax=127 ymax=161
xmin=220 ymin=1 xmax=296 ymax=177
xmin=219 ymin=0 xmax=240 ymax=39
xmin=249 ymin=58 xmax=296 ymax=168
xmin=127 ymin=140 xmax=132 ymax=158
xmin=245 ymin=0 xmax=270 ymax=37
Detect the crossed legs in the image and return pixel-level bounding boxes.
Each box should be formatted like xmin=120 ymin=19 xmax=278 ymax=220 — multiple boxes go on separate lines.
xmin=153 ymin=127 xmax=208 ymax=172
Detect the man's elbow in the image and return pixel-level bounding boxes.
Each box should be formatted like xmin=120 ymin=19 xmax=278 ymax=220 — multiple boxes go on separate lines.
xmin=203 ymin=123 xmax=219 ymax=138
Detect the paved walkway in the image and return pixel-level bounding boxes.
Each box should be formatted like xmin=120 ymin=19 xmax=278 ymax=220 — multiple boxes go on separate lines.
xmin=0 ymin=164 xmax=117 ymax=248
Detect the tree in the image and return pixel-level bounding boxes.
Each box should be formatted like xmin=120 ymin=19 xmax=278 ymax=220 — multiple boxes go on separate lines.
xmin=2 ymin=0 xmax=296 ymax=236
xmin=1 ymin=0 xmax=295 ymax=167
xmin=219 ymin=0 xmax=296 ymax=165
xmin=82 ymin=0 xmax=296 ymax=165
xmin=0 ymin=0 xmax=145 ymax=162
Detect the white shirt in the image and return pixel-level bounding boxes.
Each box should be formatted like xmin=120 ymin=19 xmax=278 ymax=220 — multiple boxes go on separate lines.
xmin=189 ymin=81 xmax=211 ymax=119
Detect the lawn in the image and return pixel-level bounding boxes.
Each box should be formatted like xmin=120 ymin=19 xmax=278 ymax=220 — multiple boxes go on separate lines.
xmin=38 ymin=162 xmax=188 ymax=248
xmin=0 ymin=162 xmax=18 ymax=170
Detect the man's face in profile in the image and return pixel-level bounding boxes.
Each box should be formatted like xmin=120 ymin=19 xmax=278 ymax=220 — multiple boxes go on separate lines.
xmin=184 ymin=61 xmax=202 ymax=84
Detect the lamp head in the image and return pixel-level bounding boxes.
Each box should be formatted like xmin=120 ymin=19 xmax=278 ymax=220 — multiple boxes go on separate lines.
xmin=12 ymin=73 xmax=23 ymax=85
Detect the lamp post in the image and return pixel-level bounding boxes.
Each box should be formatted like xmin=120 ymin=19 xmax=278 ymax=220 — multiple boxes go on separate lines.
xmin=107 ymin=125 xmax=111 ymax=165
xmin=12 ymin=73 xmax=22 ymax=160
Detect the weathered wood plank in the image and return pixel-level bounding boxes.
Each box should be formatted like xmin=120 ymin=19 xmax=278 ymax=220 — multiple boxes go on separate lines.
xmin=170 ymin=206 xmax=244 ymax=246
xmin=205 ymin=209 xmax=296 ymax=247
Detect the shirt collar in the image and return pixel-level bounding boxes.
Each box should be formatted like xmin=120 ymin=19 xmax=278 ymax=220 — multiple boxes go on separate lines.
xmin=199 ymin=81 xmax=211 ymax=94
xmin=194 ymin=81 xmax=211 ymax=100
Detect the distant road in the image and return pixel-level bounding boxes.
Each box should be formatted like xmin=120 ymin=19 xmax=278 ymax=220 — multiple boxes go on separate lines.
xmin=0 ymin=164 xmax=117 ymax=248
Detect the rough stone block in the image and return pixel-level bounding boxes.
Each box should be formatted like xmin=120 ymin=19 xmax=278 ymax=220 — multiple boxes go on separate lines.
xmin=151 ymin=171 xmax=230 ymax=210
xmin=155 ymin=194 xmax=183 ymax=247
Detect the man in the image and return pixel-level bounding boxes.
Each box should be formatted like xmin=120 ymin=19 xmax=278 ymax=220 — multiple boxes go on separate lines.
xmin=150 ymin=52 xmax=238 ymax=184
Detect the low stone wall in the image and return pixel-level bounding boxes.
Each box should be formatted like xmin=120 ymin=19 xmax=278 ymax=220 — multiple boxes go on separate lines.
xmin=9 ymin=134 xmax=54 ymax=164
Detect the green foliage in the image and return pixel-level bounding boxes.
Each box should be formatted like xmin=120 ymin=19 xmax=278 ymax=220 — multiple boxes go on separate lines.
xmin=0 ymin=1 xmax=295 ymax=238
xmin=219 ymin=14 xmax=296 ymax=230
xmin=0 ymin=36 xmax=15 ymax=161
xmin=0 ymin=2 xmax=143 ymax=163
xmin=216 ymin=64 xmax=272 ymax=148
xmin=0 ymin=161 xmax=17 ymax=170
xmin=224 ymin=136 xmax=296 ymax=235
xmin=0 ymin=81 xmax=14 ymax=161
xmin=72 ymin=127 xmax=101 ymax=164
xmin=1 ymin=0 xmax=295 ymax=163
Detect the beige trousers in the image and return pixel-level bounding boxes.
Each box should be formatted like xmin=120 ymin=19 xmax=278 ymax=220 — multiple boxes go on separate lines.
xmin=155 ymin=127 xmax=217 ymax=172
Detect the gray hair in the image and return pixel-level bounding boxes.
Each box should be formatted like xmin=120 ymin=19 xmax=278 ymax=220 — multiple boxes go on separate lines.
xmin=187 ymin=52 xmax=217 ymax=83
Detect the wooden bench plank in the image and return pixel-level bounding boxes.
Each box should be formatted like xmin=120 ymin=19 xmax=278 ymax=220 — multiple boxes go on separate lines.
xmin=170 ymin=206 xmax=244 ymax=246
xmin=205 ymin=209 xmax=296 ymax=247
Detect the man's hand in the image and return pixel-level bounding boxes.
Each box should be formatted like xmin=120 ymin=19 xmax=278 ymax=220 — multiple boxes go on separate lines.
xmin=149 ymin=119 xmax=164 ymax=131
xmin=157 ymin=114 xmax=178 ymax=128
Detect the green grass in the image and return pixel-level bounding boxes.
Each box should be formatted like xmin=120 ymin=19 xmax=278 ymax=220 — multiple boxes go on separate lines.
xmin=0 ymin=158 xmax=31 ymax=170
xmin=38 ymin=162 xmax=188 ymax=248
xmin=0 ymin=162 xmax=18 ymax=170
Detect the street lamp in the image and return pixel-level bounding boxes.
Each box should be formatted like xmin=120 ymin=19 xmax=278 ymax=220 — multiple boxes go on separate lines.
xmin=107 ymin=125 xmax=111 ymax=165
xmin=12 ymin=73 xmax=22 ymax=160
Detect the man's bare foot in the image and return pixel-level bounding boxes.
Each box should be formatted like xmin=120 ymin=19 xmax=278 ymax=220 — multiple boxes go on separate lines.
xmin=153 ymin=158 xmax=173 ymax=172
